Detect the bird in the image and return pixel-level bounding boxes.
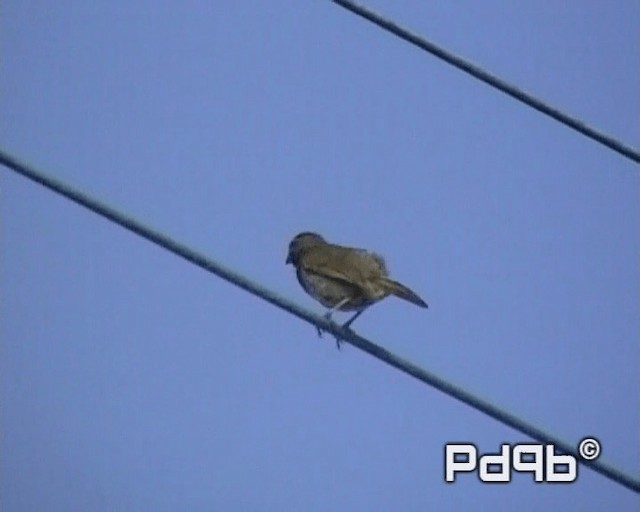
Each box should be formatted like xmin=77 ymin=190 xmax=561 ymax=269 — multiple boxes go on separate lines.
xmin=286 ymin=232 xmax=427 ymax=342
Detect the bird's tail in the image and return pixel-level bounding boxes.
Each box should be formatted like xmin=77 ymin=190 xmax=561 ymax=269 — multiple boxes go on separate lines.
xmin=380 ymin=277 xmax=428 ymax=308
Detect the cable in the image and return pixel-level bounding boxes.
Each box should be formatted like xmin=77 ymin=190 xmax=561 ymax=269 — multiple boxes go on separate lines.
xmin=331 ymin=0 xmax=640 ymax=165
xmin=2 ymin=148 xmax=638 ymax=492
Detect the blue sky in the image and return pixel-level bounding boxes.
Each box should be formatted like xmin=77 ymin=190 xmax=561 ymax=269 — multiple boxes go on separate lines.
xmin=2 ymin=1 xmax=639 ymax=510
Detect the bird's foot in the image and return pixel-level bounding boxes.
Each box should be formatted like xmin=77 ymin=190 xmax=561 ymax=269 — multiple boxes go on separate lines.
xmin=316 ymin=311 xmax=333 ymax=338
xmin=340 ymin=320 xmax=356 ymax=331
xmin=317 ymin=311 xmax=346 ymax=350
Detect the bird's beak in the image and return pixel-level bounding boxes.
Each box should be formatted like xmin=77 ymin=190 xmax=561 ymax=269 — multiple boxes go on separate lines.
xmin=285 ymin=254 xmax=292 ymax=265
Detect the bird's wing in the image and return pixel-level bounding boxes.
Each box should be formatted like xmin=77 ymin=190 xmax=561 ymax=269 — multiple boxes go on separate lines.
xmin=300 ymin=249 xmax=362 ymax=290
xmin=301 ymin=246 xmax=387 ymax=288
xmin=340 ymin=247 xmax=388 ymax=279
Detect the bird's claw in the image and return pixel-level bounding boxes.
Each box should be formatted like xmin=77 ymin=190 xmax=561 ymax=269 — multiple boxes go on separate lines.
xmin=315 ymin=313 xmax=347 ymax=350
xmin=333 ymin=321 xmax=358 ymax=350
xmin=317 ymin=311 xmax=333 ymax=339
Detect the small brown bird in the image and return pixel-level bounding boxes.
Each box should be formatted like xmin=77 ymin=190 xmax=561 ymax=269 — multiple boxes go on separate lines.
xmin=286 ymin=232 xmax=428 ymax=335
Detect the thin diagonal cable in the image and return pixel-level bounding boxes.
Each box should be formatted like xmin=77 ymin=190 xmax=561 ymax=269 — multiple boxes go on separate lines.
xmin=331 ymin=0 xmax=640 ymax=165
xmin=1 ymin=148 xmax=638 ymax=494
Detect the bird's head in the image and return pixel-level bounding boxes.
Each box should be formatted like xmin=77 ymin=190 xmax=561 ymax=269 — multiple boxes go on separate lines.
xmin=286 ymin=232 xmax=326 ymax=265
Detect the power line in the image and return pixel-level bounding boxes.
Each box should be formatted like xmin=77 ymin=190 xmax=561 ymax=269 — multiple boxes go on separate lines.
xmin=2 ymin=148 xmax=639 ymax=493
xmin=331 ymin=0 xmax=640 ymax=165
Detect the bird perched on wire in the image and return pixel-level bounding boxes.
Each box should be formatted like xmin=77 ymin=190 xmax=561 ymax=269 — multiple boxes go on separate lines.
xmin=286 ymin=232 xmax=427 ymax=343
